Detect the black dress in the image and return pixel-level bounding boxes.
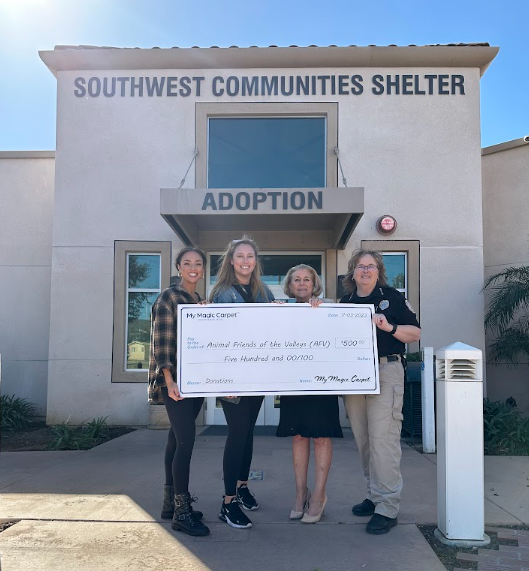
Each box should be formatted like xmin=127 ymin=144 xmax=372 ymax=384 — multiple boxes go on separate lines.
xmin=276 ymin=395 xmax=343 ymax=438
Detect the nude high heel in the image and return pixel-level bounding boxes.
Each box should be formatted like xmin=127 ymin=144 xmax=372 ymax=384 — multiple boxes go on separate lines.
xmin=300 ymin=495 xmax=327 ymax=524
xmin=289 ymin=488 xmax=311 ymax=520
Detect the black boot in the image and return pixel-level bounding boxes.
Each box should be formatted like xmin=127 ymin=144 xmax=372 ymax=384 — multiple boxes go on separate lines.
xmin=162 ymin=488 xmax=203 ymax=520
xmin=172 ymin=493 xmax=210 ymax=536
xmin=186 ymin=492 xmax=204 ymax=520
xmin=161 ymin=485 xmax=174 ymax=519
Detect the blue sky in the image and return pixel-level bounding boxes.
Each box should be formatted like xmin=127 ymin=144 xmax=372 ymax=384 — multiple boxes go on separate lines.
xmin=0 ymin=0 xmax=527 ymax=150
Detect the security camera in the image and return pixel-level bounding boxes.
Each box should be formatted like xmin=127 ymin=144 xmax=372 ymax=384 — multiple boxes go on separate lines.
xmin=524 ymin=135 xmax=529 ymax=143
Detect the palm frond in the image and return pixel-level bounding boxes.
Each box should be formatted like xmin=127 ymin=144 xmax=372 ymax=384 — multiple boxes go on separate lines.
xmin=488 ymin=324 xmax=529 ymax=365
xmin=484 ymin=266 xmax=529 ymax=333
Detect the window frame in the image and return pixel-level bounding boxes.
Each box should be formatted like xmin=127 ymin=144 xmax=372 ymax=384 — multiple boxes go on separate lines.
xmin=195 ymin=102 xmax=338 ymax=189
xmin=361 ymin=240 xmax=420 ymax=353
xmin=124 ymin=252 xmax=162 ymax=372
xmin=112 ymin=241 xmax=171 ymax=383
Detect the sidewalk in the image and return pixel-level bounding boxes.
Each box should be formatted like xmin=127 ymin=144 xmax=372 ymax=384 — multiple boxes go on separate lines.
xmin=0 ymin=428 xmax=527 ymax=571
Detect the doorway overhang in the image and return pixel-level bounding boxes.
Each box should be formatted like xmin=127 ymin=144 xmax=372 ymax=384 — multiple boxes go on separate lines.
xmin=161 ymin=187 xmax=364 ymax=250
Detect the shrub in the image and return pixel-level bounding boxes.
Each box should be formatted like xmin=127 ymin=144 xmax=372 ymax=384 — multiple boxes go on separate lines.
xmin=483 ymin=399 xmax=529 ymax=455
xmin=0 ymin=395 xmax=36 ymax=431
xmin=48 ymin=417 xmax=109 ymax=450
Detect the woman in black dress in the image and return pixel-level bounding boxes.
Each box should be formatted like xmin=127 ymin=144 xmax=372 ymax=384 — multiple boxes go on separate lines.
xmin=276 ymin=264 xmax=343 ymax=523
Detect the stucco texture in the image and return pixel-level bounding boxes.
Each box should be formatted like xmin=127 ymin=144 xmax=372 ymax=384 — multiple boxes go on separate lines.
xmin=47 ymin=66 xmax=485 ymax=423
xmin=482 ymin=143 xmax=529 ymax=411
xmin=0 ymin=157 xmax=54 ymax=413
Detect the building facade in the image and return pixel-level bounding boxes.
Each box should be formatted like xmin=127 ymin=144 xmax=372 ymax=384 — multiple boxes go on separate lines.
xmin=482 ymin=138 xmax=529 ymax=413
xmin=4 ymin=43 xmax=522 ymax=426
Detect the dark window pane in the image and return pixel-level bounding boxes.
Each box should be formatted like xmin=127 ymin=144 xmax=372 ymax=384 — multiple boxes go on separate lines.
xmin=208 ymin=117 xmax=326 ymax=189
xmin=128 ymin=255 xmax=160 ymax=289
xmin=261 ymin=254 xmax=322 ymax=285
xmin=210 ymin=254 xmax=322 ymax=286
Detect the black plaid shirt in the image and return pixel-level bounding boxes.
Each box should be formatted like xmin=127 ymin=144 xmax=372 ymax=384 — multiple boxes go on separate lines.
xmin=148 ymin=285 xmax=201 ymax=404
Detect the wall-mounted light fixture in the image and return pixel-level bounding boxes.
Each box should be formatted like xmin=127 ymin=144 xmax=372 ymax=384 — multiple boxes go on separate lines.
xmin=376 ymin=215 xmax=397 ymax=235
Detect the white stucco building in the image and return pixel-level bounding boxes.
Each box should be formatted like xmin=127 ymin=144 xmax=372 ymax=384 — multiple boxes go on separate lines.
xmin=1 ymin=43 xmax=526 ymax=425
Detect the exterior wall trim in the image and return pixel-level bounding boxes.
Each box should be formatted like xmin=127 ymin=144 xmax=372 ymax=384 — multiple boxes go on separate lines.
xmin=0 ymin=151 xmax=55 ymax=158
xmin=482 ymin=138 xmax=529 ymax=156
xmin=39 ymin=45 xmax=499 ymax=76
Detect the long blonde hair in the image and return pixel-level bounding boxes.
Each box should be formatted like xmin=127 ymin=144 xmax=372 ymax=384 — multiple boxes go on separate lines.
xmin=342 ymin=249 xmax=388 ymax=294
xmin=209 ymin=236 xmax=269 ymax=302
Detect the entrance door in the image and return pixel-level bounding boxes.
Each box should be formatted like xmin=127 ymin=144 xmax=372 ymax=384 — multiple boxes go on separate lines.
xmin=205 ymin=252 xmax=325 ymax=425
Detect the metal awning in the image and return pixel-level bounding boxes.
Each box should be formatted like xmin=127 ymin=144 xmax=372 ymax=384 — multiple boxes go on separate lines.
xmin=161 ymin=187 xmax=364 ymax=250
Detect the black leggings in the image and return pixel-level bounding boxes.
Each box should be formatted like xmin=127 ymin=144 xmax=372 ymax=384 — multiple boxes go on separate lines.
xmin=221 ymin=396 xmax=264 ymax=496
xmin=162 ymin=387 xmax=204 ymax=494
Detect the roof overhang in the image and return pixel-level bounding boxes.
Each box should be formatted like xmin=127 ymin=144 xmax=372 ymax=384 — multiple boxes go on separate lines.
xmin=161 ymin=187 xmax=364 ymax=250
xmin=40 ymin=45 xmax=499 ymax=77
xmin=482 ymin=137 xmax=529 ymax=156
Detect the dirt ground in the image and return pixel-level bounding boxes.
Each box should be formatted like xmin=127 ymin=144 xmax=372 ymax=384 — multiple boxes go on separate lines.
xmin=0 ymin=421 xmax=135 ymax=452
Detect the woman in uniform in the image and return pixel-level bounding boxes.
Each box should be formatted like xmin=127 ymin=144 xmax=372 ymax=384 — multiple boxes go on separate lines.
xmin=341 ymin=250 xmax=420 ymax=535
xmin=148 ymin=246 xmax=210 ymax=537
xmin=209 ymin=236 xmax=275 ymax=529
xmin=277 ymin=264 xmax=343 ymax=523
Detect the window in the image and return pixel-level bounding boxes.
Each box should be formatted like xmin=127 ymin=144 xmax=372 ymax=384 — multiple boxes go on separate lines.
xmin=382 ymin=252 xmax=407 ymax=296
xmin=112 ymin=241 xmax=171 ymax=383
xmin=196 ymin=103 xmax=337 ymax=189
xmin=125 ymin=254 xmax=161 ymax=371
xmin=208 ymin=117 xmax=326 ymax=189
xmin=207 ymin=252 xmax=325 ymax=301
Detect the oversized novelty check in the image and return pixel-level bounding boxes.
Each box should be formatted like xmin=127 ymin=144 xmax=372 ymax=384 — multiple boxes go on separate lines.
xmin=176 ymin=303 xmax=380 ymax=397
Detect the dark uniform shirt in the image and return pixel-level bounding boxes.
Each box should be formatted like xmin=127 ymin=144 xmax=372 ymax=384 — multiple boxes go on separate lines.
xmin=148 ymin=285 xmax=201 ymax=404
xmin=340 ymin=283 xmax=420 ymax=357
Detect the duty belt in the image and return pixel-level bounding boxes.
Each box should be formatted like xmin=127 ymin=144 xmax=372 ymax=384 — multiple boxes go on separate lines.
xmin=378 ymin=354 xmax=401 ymax=364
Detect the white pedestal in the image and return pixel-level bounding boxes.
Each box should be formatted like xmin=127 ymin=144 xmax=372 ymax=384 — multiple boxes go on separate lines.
xmin=437 ymin=379 xmax=485 ymax=541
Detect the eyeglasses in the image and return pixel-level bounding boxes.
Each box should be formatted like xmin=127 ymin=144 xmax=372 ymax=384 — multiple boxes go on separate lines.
xmin=355 ymin=264 xmax=378 ymax=272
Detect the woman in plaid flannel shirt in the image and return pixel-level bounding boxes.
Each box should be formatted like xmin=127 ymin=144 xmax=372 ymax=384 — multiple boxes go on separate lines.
xmin=148 ymin=246 xmax=210 ymax=537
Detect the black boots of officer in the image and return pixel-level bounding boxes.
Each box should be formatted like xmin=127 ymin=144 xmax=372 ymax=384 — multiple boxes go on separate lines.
xmin=172 ymin=492 xmax=210 ymax=536
xmin=161 ymin=485 xmax=204 ymax=521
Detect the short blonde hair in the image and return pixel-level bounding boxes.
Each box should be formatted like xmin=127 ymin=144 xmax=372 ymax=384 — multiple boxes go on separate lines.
xmin=283 ymin=264 xmax=323 ymax=299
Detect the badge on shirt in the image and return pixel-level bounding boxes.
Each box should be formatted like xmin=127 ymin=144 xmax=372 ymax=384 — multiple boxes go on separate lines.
xmin=405 ymin=300 xmax=416 ymax=313
xmin=379 ymin=300 xmax=389 ymax=311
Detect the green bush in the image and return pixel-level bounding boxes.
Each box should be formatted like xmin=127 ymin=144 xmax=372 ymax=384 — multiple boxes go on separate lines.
xmin=484 ymin=399 xmax=529 ymax=455
xmin=48 ymin=417 xmax=110 ymax=450
xmin=0 ymin=395 xmax=36 ymax=431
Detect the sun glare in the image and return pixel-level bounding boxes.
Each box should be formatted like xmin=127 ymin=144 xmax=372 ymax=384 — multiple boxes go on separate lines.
xmin=0 ymin=0 xmax=50 ymax=18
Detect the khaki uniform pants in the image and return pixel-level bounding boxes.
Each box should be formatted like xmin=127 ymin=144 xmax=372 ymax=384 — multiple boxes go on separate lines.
xmin=343 ymin=360 xmax=404 ymax=519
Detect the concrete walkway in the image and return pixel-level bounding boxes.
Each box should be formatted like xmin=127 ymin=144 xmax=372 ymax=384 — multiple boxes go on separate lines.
xmin=0 ymin=428 xmax=527 ymax=571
